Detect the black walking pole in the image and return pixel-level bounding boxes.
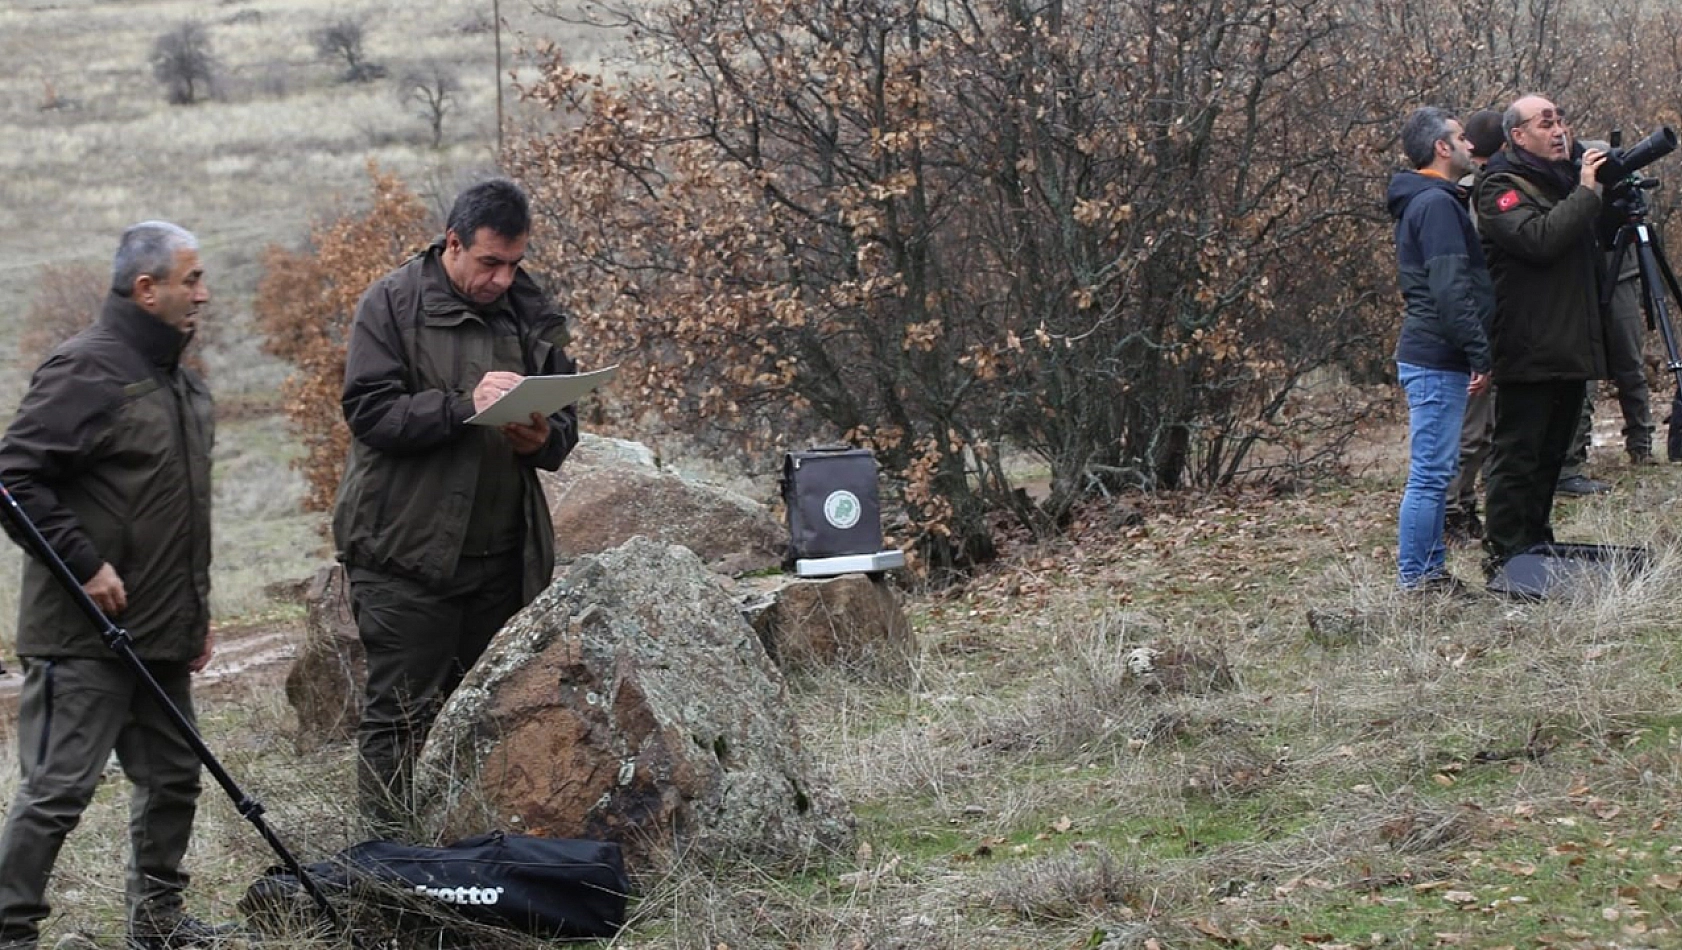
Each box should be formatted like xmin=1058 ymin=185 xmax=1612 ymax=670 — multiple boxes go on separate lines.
xmin=0 ymin=481 xmax=360 ymax=946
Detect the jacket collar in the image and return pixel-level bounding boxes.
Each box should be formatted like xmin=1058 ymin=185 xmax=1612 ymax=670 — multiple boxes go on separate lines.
xmin=1497 ymin=144 xmax=1578 ymax=196
xmin=97 ymin=293 xmax=189 ymax=370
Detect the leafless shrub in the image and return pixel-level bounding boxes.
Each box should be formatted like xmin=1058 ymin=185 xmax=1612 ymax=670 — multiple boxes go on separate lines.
xmin=16 ymin=263 xmax=105 ymax=371
xmin=150 ymin=21 xmax=217 ymax=105
xmin=981 ymin=846 xmax=1140 ymax=922
xmin=1181 ymin=735 xmax=1288 ymax=800
xmin=254 ymin=61 xmax=291 ymax=98
xmin=456 ymin=9 xmax=496 ymax=34
xmin=398 ymin=60 xmax=461 ymax=149
xmin=312 ymin=18 xmax=386 ymax=83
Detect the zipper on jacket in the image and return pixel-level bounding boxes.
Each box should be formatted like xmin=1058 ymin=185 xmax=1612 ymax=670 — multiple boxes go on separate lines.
xmin=167 ymin=371 xmax=208 ymax=631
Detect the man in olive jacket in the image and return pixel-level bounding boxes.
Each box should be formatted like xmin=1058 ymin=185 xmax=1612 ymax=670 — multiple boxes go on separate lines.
xmin=0 ymin=222 xmax=229 ymax=950
xmin=332 ymin=179 xmax=579 ymax=837
xmin=1473 ymin=94 xmax=1611 ymax=571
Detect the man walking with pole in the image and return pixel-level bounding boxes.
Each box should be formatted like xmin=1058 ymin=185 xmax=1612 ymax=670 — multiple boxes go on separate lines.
xmin=0 ymin=222 xmax=235 ymax=950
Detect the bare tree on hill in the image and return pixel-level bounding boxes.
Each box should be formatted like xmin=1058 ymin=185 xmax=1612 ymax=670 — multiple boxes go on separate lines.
xmin=150 ymin=21 xmax=217 ymax=105
xmin=313 ymin=18 xmax=386 ymax=83
xmin=399 ymin=61 xmax=461 ymax=149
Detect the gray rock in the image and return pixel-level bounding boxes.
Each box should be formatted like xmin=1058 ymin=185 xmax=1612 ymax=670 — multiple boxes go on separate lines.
xmin=413 ymin=538 xmax=854 ymax=872
xmin=283 ymin=564 xmax=365 ymax=752
xmin=543 ymin=435 xmax=786 ymax=574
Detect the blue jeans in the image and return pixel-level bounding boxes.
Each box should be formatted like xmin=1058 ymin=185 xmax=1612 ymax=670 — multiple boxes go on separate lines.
xmin=1397 ymin=362 xmax=1469 ymax=585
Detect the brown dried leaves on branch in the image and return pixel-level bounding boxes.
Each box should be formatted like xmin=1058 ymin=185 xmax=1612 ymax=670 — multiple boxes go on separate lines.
xmin=254 ymin=166 xmax=432 ymax=513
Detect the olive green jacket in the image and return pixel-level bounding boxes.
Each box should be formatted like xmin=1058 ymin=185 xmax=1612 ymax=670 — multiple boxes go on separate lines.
xmin=1473 ymin=148 xmax=1610 ymax=383
xmin=0 ymin=296 xmax=213 ymax=661
xmin=331 ymin=241 xmax=578 ymax=601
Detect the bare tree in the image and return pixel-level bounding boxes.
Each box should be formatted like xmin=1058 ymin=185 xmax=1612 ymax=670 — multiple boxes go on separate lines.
xmin=150 ymin=21 xmax=216 ymax=105
xmin=509 ymin=0 xmax=1402 ymax=564
xmin=312 ymin=18 xmax=385 ymax=83
xmin=399 ymin=61 xmax=461 ymax=149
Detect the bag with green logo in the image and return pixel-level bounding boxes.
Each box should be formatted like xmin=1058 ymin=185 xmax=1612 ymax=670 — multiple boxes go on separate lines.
xmin=780 ymin=444 xmax=884 ymax=563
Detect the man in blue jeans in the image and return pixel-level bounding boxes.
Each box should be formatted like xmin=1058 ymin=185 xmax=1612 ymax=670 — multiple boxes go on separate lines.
xmin=1386 ymin=107 xmax=1495 ymax=591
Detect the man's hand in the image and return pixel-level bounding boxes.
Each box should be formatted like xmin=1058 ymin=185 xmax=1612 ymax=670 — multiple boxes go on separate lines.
xmin=1580 ymin=148 xmax=1609 ymax=191
xmin=504 ymin=412 xmax=551 ymax=455
xmin=472 ymin=371 xmax=526 ymax=413
xmin=1469 ymin=371 xmax=1491 ymax=396
xmin=84 ymin=562 xmax=126 ymax=616
xmin=190 ymin=629 xmax=214 ymax=674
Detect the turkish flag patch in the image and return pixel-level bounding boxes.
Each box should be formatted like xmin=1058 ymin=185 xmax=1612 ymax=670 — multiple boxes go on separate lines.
xmin=1496 ymin=189 xmax=1521 ymax=212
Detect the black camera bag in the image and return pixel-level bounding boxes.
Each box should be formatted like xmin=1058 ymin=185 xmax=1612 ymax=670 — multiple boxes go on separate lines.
xmin=780 ymin=444 xmax=884 ymax=562
xmin=239 ymin=831 xmax=630 ymax=942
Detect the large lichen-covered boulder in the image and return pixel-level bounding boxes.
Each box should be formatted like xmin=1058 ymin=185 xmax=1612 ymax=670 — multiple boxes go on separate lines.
xmin=413 ymin=538 xmax=854 ymax=872
xmin=541 ymin=435 xmax=785 ymax=574
xmin=283 ymin=564 xmax=365 ymax=752
xmin=741 ymin=573 xmax=915 ymax=680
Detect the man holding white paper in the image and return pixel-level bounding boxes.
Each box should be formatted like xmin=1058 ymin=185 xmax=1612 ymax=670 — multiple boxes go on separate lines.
xmin=332 ymin=179 xmax=581 ymax=838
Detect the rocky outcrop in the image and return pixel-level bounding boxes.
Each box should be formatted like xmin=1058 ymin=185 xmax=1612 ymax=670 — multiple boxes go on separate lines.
xmin=542 ymin=435 xmax=785 ymax=574
xmin=283 ymin=564 xmax=365 ymax=751
xmin=413 ymin=538 xmax=854 ymax=872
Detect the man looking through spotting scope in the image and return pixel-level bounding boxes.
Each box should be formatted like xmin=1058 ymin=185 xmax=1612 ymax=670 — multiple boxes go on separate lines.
xmin=0 ymin=222 xmax=237 ymax=950
xmin=1555 ymin=135 xmax=1658 ymax=485
xmin=1387 ymin=107 xmax=1493 ymax=592
xmin=334 ymin=179 xmax=580 ymax=839
xmin=1473 ymin=95 xmax=1612 ymax=576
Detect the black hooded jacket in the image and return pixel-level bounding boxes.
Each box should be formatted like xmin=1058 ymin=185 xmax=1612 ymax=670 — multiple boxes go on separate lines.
xmin=1386 ymin=170 xmax=1494 ymax=374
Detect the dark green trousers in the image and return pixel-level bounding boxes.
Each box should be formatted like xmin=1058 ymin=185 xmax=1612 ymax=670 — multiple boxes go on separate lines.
xmin=350 ymin=552 xmax=525 ymax=839
xmin=1484 ymin=379 xmax=1589 ymax=564
xmin=0 ymin=657 xmax=202 ymax=946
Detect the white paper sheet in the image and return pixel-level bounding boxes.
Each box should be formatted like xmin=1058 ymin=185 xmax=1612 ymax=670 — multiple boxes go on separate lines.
xmin=465 ymin=365 xmax=619 ymax=427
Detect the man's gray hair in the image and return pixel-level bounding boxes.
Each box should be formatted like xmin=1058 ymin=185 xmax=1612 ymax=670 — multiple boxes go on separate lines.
xmin=1401 ymin=106 xmax=1457 ymax=169
xmin=112 ymin=220 xmax=199 ymax=296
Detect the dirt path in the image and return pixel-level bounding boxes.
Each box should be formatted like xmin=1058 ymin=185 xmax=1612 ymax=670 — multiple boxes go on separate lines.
xmin=0 ymin=619 xmax=303 ymax=721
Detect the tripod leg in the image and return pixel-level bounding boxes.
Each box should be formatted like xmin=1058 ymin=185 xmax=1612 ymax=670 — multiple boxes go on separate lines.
xmin=1631 ymin=230 xmax=1682 ymax=461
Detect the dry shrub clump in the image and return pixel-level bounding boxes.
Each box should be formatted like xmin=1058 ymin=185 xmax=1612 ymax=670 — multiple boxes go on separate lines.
xmin=980 ymin=845 xmax=1142 ymax=922
xmin=254 ymin=166 xmax=433 ymax=512
xmin=508 ymin=0 xmax=1398 ymax=571
xmin=14 ymin=263 xmax=105 ymax=372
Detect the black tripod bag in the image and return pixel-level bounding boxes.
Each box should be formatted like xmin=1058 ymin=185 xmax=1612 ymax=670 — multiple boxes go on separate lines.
xmin=240 ymin=831 xmax=631 ymax=942
xmin=1486 ymin=542 xmax=1651 ymax=600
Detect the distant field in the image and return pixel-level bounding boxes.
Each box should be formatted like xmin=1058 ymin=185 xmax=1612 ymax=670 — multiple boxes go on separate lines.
xmin=0 ymin=0 xmax=612 ymax=640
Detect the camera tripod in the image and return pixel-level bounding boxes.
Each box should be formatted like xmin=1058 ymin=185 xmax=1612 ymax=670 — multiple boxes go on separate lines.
xmin=1601 ymin=180 xmax=1682 ymax=461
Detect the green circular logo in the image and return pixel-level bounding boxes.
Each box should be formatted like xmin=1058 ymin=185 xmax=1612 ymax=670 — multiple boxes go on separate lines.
xmin=823 ymin=490 xmax=862 ymax=529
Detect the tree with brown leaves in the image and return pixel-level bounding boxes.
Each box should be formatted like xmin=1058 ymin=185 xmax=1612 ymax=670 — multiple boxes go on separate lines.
xmin=254 ymin=167 xmax=432 ymax=512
